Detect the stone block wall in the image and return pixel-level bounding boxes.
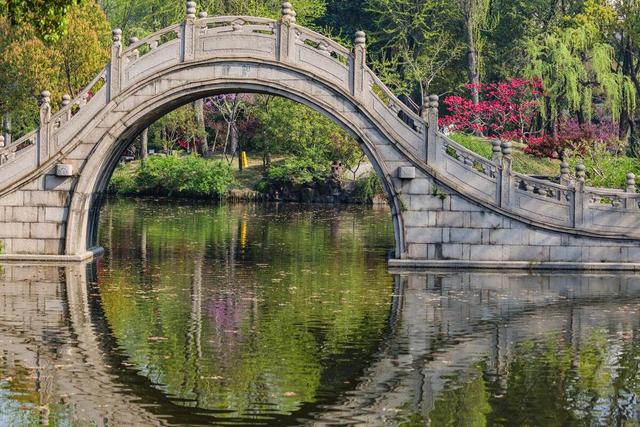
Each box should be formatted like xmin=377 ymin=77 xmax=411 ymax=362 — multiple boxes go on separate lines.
xmin=395 ymin=167 xmax=640 ymax=267
xmin=0 ymin=170 xmax=75 ymax=255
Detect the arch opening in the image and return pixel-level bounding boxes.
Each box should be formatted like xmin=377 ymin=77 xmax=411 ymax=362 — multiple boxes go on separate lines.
xmin=67 ymin=68 xmax=407 ymax=259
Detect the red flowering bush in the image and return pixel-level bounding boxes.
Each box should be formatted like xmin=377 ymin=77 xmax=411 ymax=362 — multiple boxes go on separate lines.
xmin=523 ymin=114 xmax=620 ymax=158
xmin=439 ymin=78 xmax=544 ymax=142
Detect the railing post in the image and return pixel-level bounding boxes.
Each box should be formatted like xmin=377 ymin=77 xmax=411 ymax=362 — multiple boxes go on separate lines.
xmin=109 ymin=29 xmax=122 ymax=102
xmin=625 ymin=172 xmax=638 ymax=211
xmin=559 ymin=159 xmax=570 ymax=186
xmin=182 ymin=1 xmax=197 ymax=62
xmin=61 ymin=94 xmax=71 ymax=122
xmin=128 ymin=36 xmax=140 ymax=59
xmin=278 ymin=2 xmax=296 ymax=63
xmin=38 ymin=90 xmax=52 ymax=165
xmin=351 ymin=31 xmax=366 ymax=99
xmin=499 ymin=140 xmax=513 ymax=208
xmin=425 ymin=95 xmax=439 ymax=165
xmin=573 ymin=164 xmax=586 ymax=227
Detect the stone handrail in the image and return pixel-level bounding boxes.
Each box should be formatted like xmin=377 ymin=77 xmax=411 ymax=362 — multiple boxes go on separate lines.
xmin=365 ymin=67 xmax=422 ymax=134
xmin=294 ymin=24 xmax=351 ymax=60
xmin=441 ymin=136 xmax=498 ymax=179
xmin=123 ymin=24 xmax=182 ymax=55
xmin=432 ymin=130 xmax=640 ymax=236
xmin=0 ymin=130 xmax=37 ymax=164
xmin=51 ymin=68 xmax=108 ymax=130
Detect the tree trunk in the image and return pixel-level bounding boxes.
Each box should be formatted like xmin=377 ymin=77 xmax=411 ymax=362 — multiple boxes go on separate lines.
xmin=620 ymin=37 xmax=634 ymax=143
xmin=2 ymin=113 xmax=11 ymax=146
xmin=193 ymin=99 xmax=208 ymax=154
xmin=230 ymin=123 xmax=238 ymax=158
xmin=466 ymin=23 xmax=480 ymax=106
xmin=140 ymin=128 xmax=148 ymax=162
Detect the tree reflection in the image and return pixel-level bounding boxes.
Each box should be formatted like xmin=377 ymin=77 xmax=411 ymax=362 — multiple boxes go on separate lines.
xmin=96 ymin=199 xmax=395 ymax=419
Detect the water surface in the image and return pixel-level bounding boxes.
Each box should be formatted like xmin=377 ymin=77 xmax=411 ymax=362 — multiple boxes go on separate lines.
xmin=1 ymin=199 xmax=640 ymax=426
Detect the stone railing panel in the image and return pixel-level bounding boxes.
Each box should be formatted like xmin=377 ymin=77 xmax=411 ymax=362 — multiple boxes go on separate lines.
xmin=51 ymin=68 xmax=108 ymax=149
xmin=511 ymin=173 xmax=572 ymax=226
xmin=439 ymin=135 xmax=497 ymax=203
xmin=197 ymin=17 xmax=277 ymax=60
xmin=122 ymin=25 xmax=182 ymax=87
xmin=583 ymin=187 xmax=640 ymax=236
xmin=293 ymin=27 xmax=350 ymax=88
xmin=0 ymin=143 xmax=37 ymax=186
xmin=0 ymin=130 xmax=38 ymax=164
xmin=365 ymin=69 xmax=425 ymax=159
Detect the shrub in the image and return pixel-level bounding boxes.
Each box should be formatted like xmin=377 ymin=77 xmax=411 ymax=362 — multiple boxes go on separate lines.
xmin=264 ymin=150 xmax=330 ymax=187
xmin=568 ymin=144 xmax=640 ymax=189
xmin=108 ymin=164 xmax=138 ymax=195
xmin=439 ymin=78 xmax=543 ymax=142
xmin=354 ymin=172 xmax=385 ymax=202
xmin=524 ymin=114 xmax=621 ymax=158
xmin=110 ymin=155 xmax=235 ymax=198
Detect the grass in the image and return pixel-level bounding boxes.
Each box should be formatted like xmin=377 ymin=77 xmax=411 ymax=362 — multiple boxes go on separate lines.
xmin=448 ymin=133 xmax=559 ymax=177
xmin=448 ymin=133 xmax=640 ymax=190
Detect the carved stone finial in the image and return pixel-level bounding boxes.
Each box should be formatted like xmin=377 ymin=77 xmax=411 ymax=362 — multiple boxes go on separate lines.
xmin=576 ymin=164 xmax=586 ymax=182
xmin=61 ymin=94 xmax=71 ymax=107
xmin=428 ymin=95 xmax=439 ymax=109
xmin=626 ymin=172 xmax=636 ymax=192
xmin=128 ymin=36 xmax=139 ymax=46
xmin=186 ymin=1 xmax=197 ymax=19
xmin=0 ymin=135 xmax=5 ymax=148
xmin=198 ymin=11 xmax=208 ymax=18
xmin=354 ymin=31 xmax=366 ymax=46
xmin=491 ymin=139 xmax=502 ymax=161
xmin=112 ymin=28 xmax=122 ymax=43
xmin=40 ymin=90 xmax=51 ymax=106
xmin=281 ymin=2 xmax=296 ymax=23
xmin=500 ymin=140 xmax=512 ymax=157
xmin=560 ymin=160 xmax=569 ymax=176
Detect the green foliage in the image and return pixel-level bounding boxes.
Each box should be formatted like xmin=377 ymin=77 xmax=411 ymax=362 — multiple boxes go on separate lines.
xmin=110 ymin=156 xmax=236 ymax=198
xmin=525 ymin=2 xmax=637 ymax=126
xmin=449 ymin=132 xmax=560 ymax=177
xmin=264 ymin=149 xmax=330 ymax=187
xmin=150 ymin=105 xmax=207 ymax=152
xmin=354 ymin=171 xmax=384 ymax=202
xmin=0 ymin=1 xmax=110 ymax=137
xmin=365 ymin=0 xmax=463 ymax=105
xmin=4 ymin=0 xmax=81 ymax=42
xmin=568 ymin=144 xmax=640 ymax=189
xmin=249 ymin=96 xmax=361 ymax=170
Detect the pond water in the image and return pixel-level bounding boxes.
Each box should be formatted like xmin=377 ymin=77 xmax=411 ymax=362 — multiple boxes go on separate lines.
xmin=1 ymin=199 xmax=640 ymax=426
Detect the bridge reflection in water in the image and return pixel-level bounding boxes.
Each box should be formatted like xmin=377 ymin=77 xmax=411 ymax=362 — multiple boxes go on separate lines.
xmin=1 ymin=263 xmax=639 ymax=426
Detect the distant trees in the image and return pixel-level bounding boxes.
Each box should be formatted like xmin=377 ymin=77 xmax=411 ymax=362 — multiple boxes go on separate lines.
xmin=0 ymin=0 xmax=110 ymax=138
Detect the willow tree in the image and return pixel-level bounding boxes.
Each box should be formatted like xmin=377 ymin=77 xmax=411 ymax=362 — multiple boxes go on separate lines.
xmin=525 ymin=1 xmax=637 ymax=134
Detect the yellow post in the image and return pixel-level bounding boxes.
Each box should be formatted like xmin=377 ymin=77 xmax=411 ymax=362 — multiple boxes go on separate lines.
xmin=241 ymin=151 xmax=248 ymax=170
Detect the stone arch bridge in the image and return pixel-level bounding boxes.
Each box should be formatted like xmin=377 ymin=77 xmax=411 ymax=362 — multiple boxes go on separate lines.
xmin=1 ymin=1 xmax=639 ymax=269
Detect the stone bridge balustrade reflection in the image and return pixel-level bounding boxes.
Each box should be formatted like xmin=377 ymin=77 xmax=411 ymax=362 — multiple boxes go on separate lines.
xmin=0 ymin=1 xmax=639 ymax=268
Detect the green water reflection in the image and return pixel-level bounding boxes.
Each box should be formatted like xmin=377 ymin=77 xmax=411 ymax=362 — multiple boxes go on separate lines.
xmin=2 ymin=200 xmax=640 ymax=426
xmin=97 ymin=199 xmax=395 ymax=422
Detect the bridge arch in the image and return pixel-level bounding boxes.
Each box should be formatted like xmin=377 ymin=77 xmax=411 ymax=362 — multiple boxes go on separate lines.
xmin=65 ymin=59 xmax=408 ymax=257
